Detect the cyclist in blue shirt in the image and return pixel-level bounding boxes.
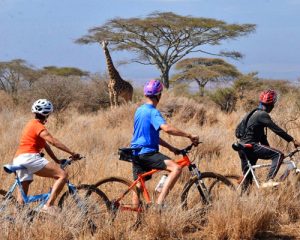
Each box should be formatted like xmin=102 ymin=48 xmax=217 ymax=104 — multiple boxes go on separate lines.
xmin=131 ymin=80 xmax=199 ymax=206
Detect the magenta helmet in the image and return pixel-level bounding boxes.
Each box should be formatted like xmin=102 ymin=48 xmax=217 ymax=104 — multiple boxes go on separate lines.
xmin=144 ymin=80 xmax=163 ymax=97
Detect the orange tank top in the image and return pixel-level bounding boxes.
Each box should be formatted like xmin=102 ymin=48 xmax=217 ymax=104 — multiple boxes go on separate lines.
xmin=15 ymin=119 xmax=47 ymax=157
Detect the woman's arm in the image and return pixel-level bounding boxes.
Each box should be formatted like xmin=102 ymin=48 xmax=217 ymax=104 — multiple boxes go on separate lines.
xmin=44 ymin=143 xmax=60 ymax=164
xmin=40 ymin=129 xmax=76 ymax=156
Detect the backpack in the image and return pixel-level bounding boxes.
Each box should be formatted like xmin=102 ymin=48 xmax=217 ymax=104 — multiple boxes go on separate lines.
xmin=235 ymin=108 xmax=258 ymax=139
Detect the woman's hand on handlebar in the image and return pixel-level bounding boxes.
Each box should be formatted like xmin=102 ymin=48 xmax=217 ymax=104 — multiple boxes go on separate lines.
xmin=70 ymin=153 xmax=82 ymax=160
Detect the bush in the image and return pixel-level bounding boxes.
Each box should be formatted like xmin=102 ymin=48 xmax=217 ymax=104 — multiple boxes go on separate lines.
xmin=31 ymin=75 xmax=82 ymax=113
xmin=76 ymin=76 xmax=110 ymax=113
xmin=209 ymin=87 xmax=237 ymax=113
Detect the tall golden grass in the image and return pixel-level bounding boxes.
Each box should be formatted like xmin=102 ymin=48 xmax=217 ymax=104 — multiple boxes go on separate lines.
xmin=0 ymin=91 xmax=300 ymax=239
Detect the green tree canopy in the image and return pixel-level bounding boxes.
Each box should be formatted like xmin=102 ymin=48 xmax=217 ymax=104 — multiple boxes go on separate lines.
xmin=42 ymin=66 xmax=89 ymax=77
xmin=172 ymin=58 xmax=241 ymax=96
xmin=76 ymin=11 xmax=255 ymax=88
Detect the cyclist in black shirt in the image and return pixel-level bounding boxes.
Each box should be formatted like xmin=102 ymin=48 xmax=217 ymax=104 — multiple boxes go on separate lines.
xmin=238 ymin=89 xmax=300 ymax=188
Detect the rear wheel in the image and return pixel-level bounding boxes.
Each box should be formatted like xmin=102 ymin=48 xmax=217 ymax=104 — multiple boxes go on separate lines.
xmin=181 ymin=172 xmax=234 ymax=210
xmin=58 ymin=184 xmax=110 ymax=233
xmin=94 ymin=177 xmax=142 ymax=229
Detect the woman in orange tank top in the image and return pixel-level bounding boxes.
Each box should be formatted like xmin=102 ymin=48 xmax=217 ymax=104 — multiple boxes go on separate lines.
xmin=13 ymin=99 xmax=81 ymax=214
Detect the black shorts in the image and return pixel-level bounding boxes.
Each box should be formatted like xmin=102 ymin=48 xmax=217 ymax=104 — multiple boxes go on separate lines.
xmin=132 ymin=152 xmax=170 ymax=180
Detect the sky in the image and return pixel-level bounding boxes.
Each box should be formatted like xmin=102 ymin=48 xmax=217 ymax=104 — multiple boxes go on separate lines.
xmin=1 ymin=0 xmax=300 ymax=86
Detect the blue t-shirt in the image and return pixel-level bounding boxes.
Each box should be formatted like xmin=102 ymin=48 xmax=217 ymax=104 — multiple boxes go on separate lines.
xmin=131 ymin=104 xmax=166 ymax=155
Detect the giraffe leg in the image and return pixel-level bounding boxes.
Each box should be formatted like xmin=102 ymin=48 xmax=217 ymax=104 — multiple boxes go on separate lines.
xmin=115 ymin=92 xmax=119 ymax=108
xmin=109 ymin=89 xmax=114 ymax=109
xmin=113 ymin=91 xmax=118 ymax=108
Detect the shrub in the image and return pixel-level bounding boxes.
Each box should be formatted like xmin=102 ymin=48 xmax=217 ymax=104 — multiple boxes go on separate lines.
xmin=209 ymin=87 xmax=237 ymax=113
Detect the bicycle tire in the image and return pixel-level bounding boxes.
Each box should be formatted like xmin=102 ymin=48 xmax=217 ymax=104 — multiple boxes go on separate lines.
xmin=209 ymin=174 xmax=241 ymax=190
xmin=0 ymin=189 xmax=19 ymax=223
xmin=58 ymin=184 xmax=110 ymax=233
xmin=181 ymin=172 xmax=234 ymax=210
xmin=94 ymin=176 xmax=142 ymax=228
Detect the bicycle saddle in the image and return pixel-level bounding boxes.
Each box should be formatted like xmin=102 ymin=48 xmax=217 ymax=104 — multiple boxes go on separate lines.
xmin=232 ymin=142 xmax=253 ymax=151
xmin=3 ymin=164 xmax=26 ymax=174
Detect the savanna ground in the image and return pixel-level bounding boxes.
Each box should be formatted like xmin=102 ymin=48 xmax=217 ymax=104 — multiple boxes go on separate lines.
xmin=0 ymin=86 xmax=300 ymax=240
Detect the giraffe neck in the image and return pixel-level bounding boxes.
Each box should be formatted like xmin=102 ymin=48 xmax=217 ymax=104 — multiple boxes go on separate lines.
xmin=103 ymin=47 xmax=123 ymax=83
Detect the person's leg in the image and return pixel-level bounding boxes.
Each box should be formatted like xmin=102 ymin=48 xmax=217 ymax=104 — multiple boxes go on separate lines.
xmin=17 ymin=180 xmax=31 ymax=204
xmin=253 ymin=144 xmax=284 ymax=180
xmin=35 ymin=162 xmax=68 ymax=206
xmin=156 ymin=160 xmax=182 ymax=205
xmin=132 ymin=163 xmax=143 ymax=208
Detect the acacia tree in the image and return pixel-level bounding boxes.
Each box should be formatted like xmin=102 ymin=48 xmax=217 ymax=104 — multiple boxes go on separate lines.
xmin=0 ymin=59 xmax=39 ymax=98
xmin=172 ymin=58 xmax=241 ymax=96
xmin=42 ymin=66 xmax=89 ymax=77
xmin=76 ymin=12 xmax=255 ymax=88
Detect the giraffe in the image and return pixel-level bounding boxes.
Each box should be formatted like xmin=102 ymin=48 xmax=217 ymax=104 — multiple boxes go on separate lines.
xmin=101 ymin=41 xmax=133 ymax=108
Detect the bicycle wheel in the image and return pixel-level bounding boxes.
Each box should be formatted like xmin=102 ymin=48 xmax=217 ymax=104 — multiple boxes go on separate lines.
xmin=58 ymin=184 xmax=110 ymax=233
xmin=210 ymin=174 xmax=241 ymax=189
xmin=94 ymin=177 xmax=142 ymax=228
xmin=181 ymin=172 xmax=234 ymax=210
xmin=0 ymin=189 xmax=19 ymax=223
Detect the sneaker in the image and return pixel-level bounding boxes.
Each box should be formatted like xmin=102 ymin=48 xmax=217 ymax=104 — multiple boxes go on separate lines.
xmin=261 ymin=179 xmax=280 ymax=188
xmin=40 ymin=205 xmax=60 ymax=216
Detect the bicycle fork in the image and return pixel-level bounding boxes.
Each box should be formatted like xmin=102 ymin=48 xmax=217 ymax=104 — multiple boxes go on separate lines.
xmin=189 ymin=165 xmax=211 ymax=205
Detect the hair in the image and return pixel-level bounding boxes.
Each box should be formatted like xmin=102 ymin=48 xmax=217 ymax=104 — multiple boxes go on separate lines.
xmin=35 ymin=113 xmax=47 ymax=122
xmin=148 ymin=93 xmax=161 ymax=102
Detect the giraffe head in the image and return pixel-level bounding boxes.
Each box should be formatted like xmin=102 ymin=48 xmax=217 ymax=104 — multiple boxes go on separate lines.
xmin=101 ymin=40 xmax=109 ymax=49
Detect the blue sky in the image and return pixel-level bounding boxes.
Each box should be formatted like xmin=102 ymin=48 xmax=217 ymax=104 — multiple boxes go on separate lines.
xmin=1 ymin=0 xmax=300 ymax=85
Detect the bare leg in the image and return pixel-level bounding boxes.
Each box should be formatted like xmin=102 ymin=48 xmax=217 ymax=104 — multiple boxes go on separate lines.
xmin=35 ymin=162 xmax=68 ymax=207
xmin=156 ymin=160 xmax=182 ymax=205
xmin=17 ymin=181 xmax=31 ymax=204
xmin=132 ymin=182 xmax=141 ymax=208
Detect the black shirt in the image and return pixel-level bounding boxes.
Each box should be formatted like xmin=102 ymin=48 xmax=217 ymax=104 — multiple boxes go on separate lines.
xmin=240 ymin=109 xmax=293 ymax=145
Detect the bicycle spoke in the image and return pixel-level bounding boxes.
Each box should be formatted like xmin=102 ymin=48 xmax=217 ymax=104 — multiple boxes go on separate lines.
xmin=58 ymin=185 xmax=110 ymax=232
xmin=181 ymin=172 xmax=234 ymax=210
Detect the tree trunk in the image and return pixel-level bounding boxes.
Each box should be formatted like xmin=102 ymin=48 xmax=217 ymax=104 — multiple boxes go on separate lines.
xmin=196 ymin=79 xmax=206 ymax=97
xmin=160 ymin=66 xmax=170 ymax=89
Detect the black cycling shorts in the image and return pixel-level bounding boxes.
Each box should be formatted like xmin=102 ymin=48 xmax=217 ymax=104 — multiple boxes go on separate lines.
xmin=132 ymin=152 xmax=170 ymax=180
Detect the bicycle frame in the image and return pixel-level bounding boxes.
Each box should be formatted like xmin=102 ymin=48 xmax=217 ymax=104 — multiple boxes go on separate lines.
xmin=237 ymin=149 xmax=300 ymax=190
xmin=1 ymin=158 xmax=81 ymax=212
xmin=114 ymin=144 xmax=210 ymax=212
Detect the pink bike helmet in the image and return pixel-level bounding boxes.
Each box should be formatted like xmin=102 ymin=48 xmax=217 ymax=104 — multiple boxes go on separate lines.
xmin=144 ymin=80 xmax=163 ymax=97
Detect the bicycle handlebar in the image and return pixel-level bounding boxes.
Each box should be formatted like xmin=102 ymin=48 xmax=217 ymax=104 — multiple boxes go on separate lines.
xmin=179 ymin=142 xmax=202 ymax=155
xmin=284 ymin=148 xmax=300 ymax=158
xmin=60 ymin=156 xmax=85 ymax=169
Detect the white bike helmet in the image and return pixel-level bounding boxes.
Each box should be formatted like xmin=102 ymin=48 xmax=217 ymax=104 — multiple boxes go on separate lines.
xmin=31 ymin=99 xmax=53 ymax=116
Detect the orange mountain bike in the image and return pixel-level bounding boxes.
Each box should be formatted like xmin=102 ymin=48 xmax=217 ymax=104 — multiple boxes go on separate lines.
xmin=93 ymin=143 xmax=234 ymax=226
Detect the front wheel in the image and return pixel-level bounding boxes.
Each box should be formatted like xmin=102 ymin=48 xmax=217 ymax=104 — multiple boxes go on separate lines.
xmin=181 ymin=172 xmax=234 ymax=210
xmin=58 ymin=184 xmax=110 ymax=233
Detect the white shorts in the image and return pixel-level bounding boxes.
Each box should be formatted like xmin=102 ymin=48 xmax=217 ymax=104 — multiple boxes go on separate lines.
xmin=13 ymin=153 xmax=49 ymax=182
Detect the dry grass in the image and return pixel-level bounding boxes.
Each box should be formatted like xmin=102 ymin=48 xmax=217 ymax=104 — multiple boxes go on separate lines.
xmin=1 ymin=94 xmax=300 ymax=239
